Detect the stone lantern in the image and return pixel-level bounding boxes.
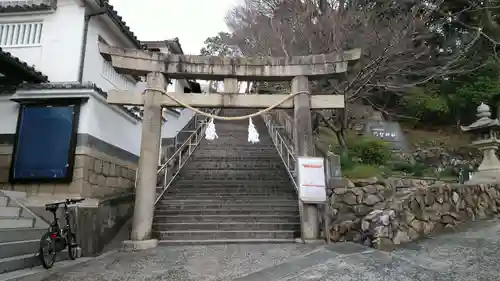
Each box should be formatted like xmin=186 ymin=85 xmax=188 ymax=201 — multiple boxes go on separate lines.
xmin=461 ymin=103 xmax=500 ymax=184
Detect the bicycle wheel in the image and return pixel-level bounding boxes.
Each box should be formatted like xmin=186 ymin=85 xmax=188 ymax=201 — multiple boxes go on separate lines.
xmin=39 ymin=232 xmax=56 ymax=269
xmin=67 ymin=232 xmax=78 ymax=260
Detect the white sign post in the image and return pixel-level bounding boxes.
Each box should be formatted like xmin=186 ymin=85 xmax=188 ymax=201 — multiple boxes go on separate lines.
xmin=297 ymin=157 xmax=327 ymax=203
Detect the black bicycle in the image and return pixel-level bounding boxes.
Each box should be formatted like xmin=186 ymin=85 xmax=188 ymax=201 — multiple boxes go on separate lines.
xmin=39 ymin=198 xmax=85 ymax=269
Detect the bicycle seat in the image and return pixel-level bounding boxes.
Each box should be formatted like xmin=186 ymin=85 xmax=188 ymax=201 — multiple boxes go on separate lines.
xmin=66 ymin=198 xmax=85 ymax=204
xmin=45 ymin=204 xmax=59 ymax=212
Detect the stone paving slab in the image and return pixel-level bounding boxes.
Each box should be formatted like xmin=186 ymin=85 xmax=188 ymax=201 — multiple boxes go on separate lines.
xmin=39 ymin=219 xmax=500 ymax=281
xmin=41 ymin=243 xmax=321 ymax=281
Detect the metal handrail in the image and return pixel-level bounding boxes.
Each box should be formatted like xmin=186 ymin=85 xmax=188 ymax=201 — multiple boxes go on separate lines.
xmin=154 ymin=108 xmax=220 ymax=204
xmin=263 ymin=110 xmax=333 ymax=242
xmin=262 ymin=112 xmax=305 ymax=240
xmin=262 ymin=113 xmax=299 ymax=191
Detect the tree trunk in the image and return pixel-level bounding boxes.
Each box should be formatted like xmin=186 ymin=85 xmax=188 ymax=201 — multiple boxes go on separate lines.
xmin=335 ymin=128 xmax=348 ymax=149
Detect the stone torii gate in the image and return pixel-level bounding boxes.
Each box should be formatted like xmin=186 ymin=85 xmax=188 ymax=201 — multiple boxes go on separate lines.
xmin=98 ymin=43 xmax=361 ymax=250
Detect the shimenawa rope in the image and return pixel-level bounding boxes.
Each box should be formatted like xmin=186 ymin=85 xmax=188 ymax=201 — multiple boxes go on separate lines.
xmin=143 ymin=87 xmax=310 ymax=142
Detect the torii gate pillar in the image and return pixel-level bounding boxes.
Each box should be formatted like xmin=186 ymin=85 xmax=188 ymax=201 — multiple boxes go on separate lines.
xmin=123 ymin=72 xmax=165 ymax=251
xmin=292 ymin=76 xmax=319 ymax=240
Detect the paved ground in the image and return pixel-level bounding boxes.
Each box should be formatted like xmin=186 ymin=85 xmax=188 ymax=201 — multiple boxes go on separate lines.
xmin=41 ymin=219 xmax=500 ymax=281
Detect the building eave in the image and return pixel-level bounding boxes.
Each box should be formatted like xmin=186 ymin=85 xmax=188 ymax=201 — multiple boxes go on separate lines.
xmin=0 ymin=47 xmax=48 ymax=83
xmin=100 ymin=0 xmax=141 ymax=48
xmin=0 ymin=0 xmax=56 ymax=14
xmin=14 ymin=82 xmax=159 ymax=122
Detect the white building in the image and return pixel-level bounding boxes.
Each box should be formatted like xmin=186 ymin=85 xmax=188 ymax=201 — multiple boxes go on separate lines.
xmin=0 ymin=0 xmax=198 ymax=212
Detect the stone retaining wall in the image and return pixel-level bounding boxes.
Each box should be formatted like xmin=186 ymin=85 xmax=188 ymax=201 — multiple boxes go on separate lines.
xmin=0 ymin=134 xmax=136 ymax=256
xmin=76 ymin=146 xmax=136 ymax=198
xmin=326 ymin=180 xmax=500 ymax=250
xmin=0 ymin=134 xmax=137 ymax=198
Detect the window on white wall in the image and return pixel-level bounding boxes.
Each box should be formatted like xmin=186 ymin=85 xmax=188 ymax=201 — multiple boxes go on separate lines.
xmin=0 ymin=22 xmax=43 ymax=47
xmin=98 ymin=35 xmax=136 ymax=91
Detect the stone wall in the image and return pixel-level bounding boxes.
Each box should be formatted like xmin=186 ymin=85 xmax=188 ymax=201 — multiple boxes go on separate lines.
xmin=326 ymin=178 xmax=394 ymax=244
xmin=0 ymin=134 xmax=137 ymax=198
xmin=28 ymin=193 xmax=134 ymax=256
xmin=326 ymin=179 xmax=500 ymax=250
xmin=0 ymin=134 xmax=136 ymax=256
xmin=73 ymin=193 xmax=134 ymax=256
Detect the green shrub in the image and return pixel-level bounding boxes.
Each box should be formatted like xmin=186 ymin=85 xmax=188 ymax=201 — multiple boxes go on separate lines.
xmin=390 ymin=161 xmax=414 ymax=173
xmin=411 ymin=162 xmax=428 ymax=177
xmin=343 ymin=164 xmax=381 ymax=179
xmin=348 ymin=136 xmax=392 ymax=166
xmin=338 ymin=150 xmax=357 ymax=171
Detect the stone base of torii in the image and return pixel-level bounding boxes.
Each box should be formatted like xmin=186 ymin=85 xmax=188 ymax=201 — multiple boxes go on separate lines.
xmin=98 ymin=43 xmax=361 ymax=250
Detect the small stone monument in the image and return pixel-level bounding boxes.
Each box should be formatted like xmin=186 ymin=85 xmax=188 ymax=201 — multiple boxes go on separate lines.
xmin=360 ymin=111 xmax=409 ymax=150
xmin=461 ymin=103 xmax=500 ymax=184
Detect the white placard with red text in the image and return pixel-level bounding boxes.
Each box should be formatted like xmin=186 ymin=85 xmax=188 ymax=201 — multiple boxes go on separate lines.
xmin=297 ymin=157 xmax=327 ymax=203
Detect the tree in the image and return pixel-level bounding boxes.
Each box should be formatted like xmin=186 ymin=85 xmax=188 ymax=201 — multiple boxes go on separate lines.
xmin=200 ymin=32 xmax=239 ymax=57
xmin=223 ymin=0 xmax=490 ymax=147
xmin=200 ymin=32 xmax=254 ymax=93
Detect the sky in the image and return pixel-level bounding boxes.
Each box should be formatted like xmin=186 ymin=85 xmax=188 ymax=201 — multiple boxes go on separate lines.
xmin=108 ymin=0 xmax=238 ymax=55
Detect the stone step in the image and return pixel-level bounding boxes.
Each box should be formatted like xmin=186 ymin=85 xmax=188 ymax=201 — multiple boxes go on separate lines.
xmin=177 ymin=174 xmax=291 ymax=181
xmin=191 ymin=156 xmax=282 ymax=161
xmin=0 ymin=240 xmax=38 ymax=259
xmin=159 ymin=198 xmax=297 ymax=204
xmin=183 ymin=161 xmax=284 ymax=170
xmin=0 ymin=197 xmax=7 ymax=207
xmin=173 ymin=179 xmax=291 ymax=186
xmin=161 ymin=194 xmax=297 ymax=200
xmin=194 ymin=148 xmax=278 ymax=153
xmin=0 ymin=228 xmax=46 ymax=244
xmin=193 ymin=152 xmax=280 ymax=158
xmin=167 ymin=186 xmax=294 ymax=192
xmin=153 ymin=222 xmax=301 ymax=231
xmin=164 ymin=190 xmax=296 ymax=197
xmin=0 ymin=218 xmax=33 ymax=229
xmin=153 ymin=214 xmax=300 ymax=223
xmin=155 ymin=208 xmax=300 ymax=216
xmin=157 ymin=238 xmax=295 ymax=245
xmin=196 ymin=144 xmax=275 ymax=148
xmin=0 ymin=207 xmax=20 ymax=218
xmin=200 ymin=140 xmax=274 ymax=145
xmin=179 ymin=169 xmax=289 ymax=176
xmin=170 ymin=181 xmax=292 ymax=187
xmin=200 ymin=131 xmax=272 ymax=136
xmin=0 ymin=249 xmax=71 ymax=274
xmin=157 ymin=202 xmax=298 ymax=210
xmin=154 ymin=229 xmax=300 ymax=240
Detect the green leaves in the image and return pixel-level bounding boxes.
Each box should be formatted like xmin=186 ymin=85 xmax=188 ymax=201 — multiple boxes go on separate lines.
xmin=199 ymin=32 xmax=238 ymax=57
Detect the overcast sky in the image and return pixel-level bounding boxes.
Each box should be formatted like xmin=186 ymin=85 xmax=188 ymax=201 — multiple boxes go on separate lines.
xmin=108 ymin=0 xmax=238 ymax=55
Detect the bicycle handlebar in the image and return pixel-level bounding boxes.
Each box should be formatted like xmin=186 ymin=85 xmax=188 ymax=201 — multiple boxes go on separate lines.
xmin=45 ymin=198 xmax=85 ymax=208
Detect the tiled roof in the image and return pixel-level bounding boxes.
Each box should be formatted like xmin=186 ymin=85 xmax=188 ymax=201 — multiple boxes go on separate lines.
xmin=17 ymin=82 xmax=152 ymax=121
xmin=0 ymin=0 xmax=140 ymax=48
xmin=165 ymin=38 xmax=184 ymax=55
xmin=0 ymin=0 xmax=56 ymax=13
xmin=101 ymin=0 xmax=141 ymax=48
xmin=0 ymin=47 xmax=48 ymax=83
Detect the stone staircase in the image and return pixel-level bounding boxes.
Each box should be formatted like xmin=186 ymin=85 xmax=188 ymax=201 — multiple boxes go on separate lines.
xmin=153 ymin=109 xmax=301 ymax=243
xmin=0 ymin=190 xmax=49 ymax=274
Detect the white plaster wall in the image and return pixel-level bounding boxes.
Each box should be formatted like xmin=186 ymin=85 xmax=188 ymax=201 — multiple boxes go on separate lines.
xmin=77 ymin=14 xmax=144 ymax=156
xmin=162 ymin=108 xmax=195 ymax=139
xmin=0 ymin=0 xmax=85 ymax=82
xmin=0 ymin=100 xmax=20 ymax=135
xmin=78 ymin=95 xmax=142 ymax=156
xmin=82 ymin=15 xmax=137 ymax=92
